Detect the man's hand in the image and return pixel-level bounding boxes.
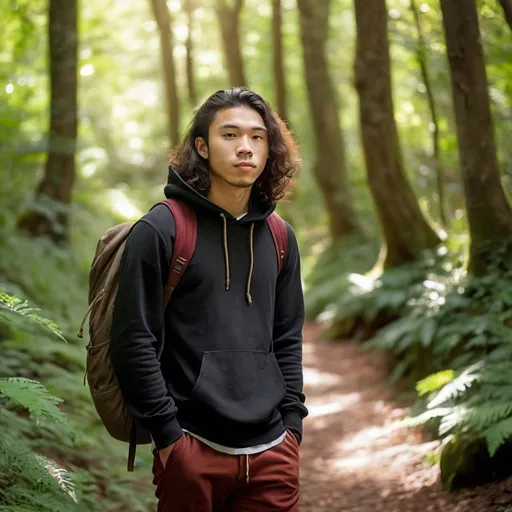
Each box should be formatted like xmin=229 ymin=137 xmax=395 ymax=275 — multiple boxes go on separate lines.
xmin=158 ymin=437 xmax=181 ymax=468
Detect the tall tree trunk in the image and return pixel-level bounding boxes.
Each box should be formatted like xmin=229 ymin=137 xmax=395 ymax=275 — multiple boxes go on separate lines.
xmin=149 ymin=0 xmax=180 ymax=149
xmin=272 ymin=0 xmax=289 ymax=123
xmin=18 ymin=0 xmax=78 ymax=244
xmin=411 ymin=0 xmax=446 ymax=227
xmin=440 ymin=0 xmax=512 ymax=275
xmin=498 ymin=0 xmax=512 ymax=31
xmin=354 ymin=0 xmax=440 ymax=267
xmin=297 ymin=0 xmax=363 ymax=241
xmin=215 ymin=0 xmax=247 ymax=87
xmin=183 ymin=0 xmax=198 ymax=107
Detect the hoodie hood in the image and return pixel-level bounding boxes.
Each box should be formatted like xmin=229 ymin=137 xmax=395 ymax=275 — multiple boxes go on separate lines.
xmin=164 ymin=167 xmax=275 ymax=223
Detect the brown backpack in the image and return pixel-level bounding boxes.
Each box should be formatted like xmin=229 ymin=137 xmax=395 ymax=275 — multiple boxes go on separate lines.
xmin=78 ymin=198 xmax=289 ymax=470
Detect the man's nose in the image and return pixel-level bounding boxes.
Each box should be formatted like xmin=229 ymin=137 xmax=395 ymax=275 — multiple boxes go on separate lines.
xmin=237 ymin=136 xmax=253 ymax=156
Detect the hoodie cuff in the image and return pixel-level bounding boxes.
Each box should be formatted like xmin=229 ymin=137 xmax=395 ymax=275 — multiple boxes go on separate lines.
xmin=150 ymin=417 xmax=183 ymax=450
xmin=282 ymin=410 xmax=303 ymax=444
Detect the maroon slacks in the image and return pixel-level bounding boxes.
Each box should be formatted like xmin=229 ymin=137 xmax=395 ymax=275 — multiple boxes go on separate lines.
xmin=152 ymin=431 xmax=300 ymax=511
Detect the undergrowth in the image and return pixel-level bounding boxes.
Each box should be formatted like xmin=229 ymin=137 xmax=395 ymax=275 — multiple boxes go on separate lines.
xmin=0 ymin=215 xmax=156 ymax=511
xmin=308 ymin=238 xmax=512 ymax=461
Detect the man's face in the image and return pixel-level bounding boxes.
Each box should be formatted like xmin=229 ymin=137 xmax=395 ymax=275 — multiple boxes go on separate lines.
xmin=195 ymin=106 xmax=269 ymax=190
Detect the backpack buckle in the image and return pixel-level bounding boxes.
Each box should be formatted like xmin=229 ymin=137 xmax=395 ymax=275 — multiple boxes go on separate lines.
xmin=173 ymin=256 xmax=187 ymax=274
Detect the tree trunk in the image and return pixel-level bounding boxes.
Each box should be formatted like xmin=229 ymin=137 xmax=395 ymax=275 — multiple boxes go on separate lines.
xmin=297 ymin=0 xmax=363 ymax=241
xmin=353 ymin=0 xmax=440 ymax=267
xmin=18 ymin=0 xmax=78 ymax=244
xmin=215 ymin=0 xmax=247 ymax=87
xmin=272 ymin=0 xmax=289 ymax=124
xmin=411 ymin=0 xmax=446 ymax=227
xmin=149 ymin=0 xmax=180 ymax=149
xmin=183 ymin=0 xmax=198 ymax=107
xmin=498 ymin=0 xmax=512 ymax=32
xmin=440 ymin=0 xmax=512 ymax=275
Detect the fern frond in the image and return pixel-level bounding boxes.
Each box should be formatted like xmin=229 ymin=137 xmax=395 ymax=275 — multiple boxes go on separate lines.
xmin=35 ymin=454 xmax=77 ymax=503
xmin=482 ymin=418 xmax=512 ymax=457
xmin=395 ymin=407 xmax=452 ymax=429
xmin=465 ymin=403 xmax=512 ymax=431
xmin=0 ymin=377 xmax=67 ymax=427
xmin=0 ymin=292 xmax=66 ymax=342
xmin=427 ymin=362 xmax=483 ymax=409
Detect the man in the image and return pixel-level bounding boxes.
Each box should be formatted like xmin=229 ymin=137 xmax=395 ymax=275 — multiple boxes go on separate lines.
xmin=110 ymin=87 xmax=308 ymax=511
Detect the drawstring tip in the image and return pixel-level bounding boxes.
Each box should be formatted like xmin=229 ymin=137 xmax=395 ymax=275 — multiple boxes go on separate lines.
xmin=225 ymin=281 xmax=230 ymax=291
xmin=246 ymin=293 xmax=252 ymax=305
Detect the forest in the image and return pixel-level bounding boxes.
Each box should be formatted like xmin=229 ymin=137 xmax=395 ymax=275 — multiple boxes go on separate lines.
xmin=2 ymin=0 xmax=512 ymax=510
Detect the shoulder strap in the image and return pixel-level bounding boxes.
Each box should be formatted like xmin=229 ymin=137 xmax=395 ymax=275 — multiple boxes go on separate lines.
xmin=158 ymin=199 xmax=197 ymax=310
xmin=266 ymin=212 xmax=289 ymax=276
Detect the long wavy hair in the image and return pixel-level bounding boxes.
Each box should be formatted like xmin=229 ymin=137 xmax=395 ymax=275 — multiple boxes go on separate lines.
xmin=169 ymin=87 xmax=300 ymax=204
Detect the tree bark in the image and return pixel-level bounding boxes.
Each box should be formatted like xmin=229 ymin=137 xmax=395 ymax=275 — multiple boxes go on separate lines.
xmin=297 ymin=0 xmax=363 ymax=241
xmin=440 ymin=0 xmax=512 ymax=275
xmin=498 ymin=0 xmax=512 ymax=32
xmin=18 ymin=0 xmax=78 ymax=244
xmin=411 ymin=0 xmax=446 ymax=227
xmin=272 ymin=0 xmax=289 ymax=124
xmin=215 ymin=0 xmax=247 ymax=87
xmin=354 ymin=0 xmax=440 ymax=267
xmin=149 ymin=0 xmax=181 ymax=149
xmin=183 ymin=0 xmax=198 ymax=107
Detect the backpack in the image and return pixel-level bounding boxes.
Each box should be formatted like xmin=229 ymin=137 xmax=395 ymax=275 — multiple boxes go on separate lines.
xmin=78 ymin=198 xmax=289 ymax=471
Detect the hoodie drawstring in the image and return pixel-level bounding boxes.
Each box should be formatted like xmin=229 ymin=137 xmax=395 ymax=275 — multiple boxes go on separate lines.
xmin=220 ymin=214 xmax=254 ymax=305
xmin=246 ymin=223 xmax=254 ymax=305
xmin=245 ymin=454 xmax=250 ymax=483
xmin=220 ymin=213 xmax=230 ymax=291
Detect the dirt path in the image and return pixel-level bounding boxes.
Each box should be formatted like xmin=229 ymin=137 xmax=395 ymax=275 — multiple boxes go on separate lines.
xmin=299 ymin=322 xmax=512 ymax=512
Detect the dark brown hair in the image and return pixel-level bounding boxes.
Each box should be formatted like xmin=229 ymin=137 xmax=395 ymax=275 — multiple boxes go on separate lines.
xmin=169 ymin=87 xmax=300 ymax=204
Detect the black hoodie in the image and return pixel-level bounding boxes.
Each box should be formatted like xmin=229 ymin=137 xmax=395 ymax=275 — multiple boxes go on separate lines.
xmin=110 ymin=169 xmax=308 ymax=450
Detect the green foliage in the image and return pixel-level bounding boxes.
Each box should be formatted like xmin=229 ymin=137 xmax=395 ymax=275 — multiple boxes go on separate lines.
xmin=0 ymin=295 xmax=79 ymax=511
xmin=0 ymin=293 xmax=66 ymax=342
xmin=372 ymin=242 xmax=512 ymax=458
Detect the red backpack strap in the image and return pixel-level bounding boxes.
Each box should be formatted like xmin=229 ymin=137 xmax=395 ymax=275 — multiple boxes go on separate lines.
xmin=266 ymin=212 xmax=289 ymax=276
xmin=158 ymin=198 xmax=197 ymax=310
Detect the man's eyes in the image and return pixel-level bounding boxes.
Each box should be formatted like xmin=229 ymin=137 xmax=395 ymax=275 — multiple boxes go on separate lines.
xmin=222 ymin=133 xmax=264 ymax=140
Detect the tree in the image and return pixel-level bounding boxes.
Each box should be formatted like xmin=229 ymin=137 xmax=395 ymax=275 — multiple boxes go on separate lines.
xmin=297 ymin=0 xmax=363 ymax=241
xmin=18 ymin=0 xmax=78 ymax=244
xmin=498 ymin=0 xmax=512 ymax=32
xmin=272 ymin=0 xmax=289 ymax=124
xmin=410 ymin=0 xmax=446 ymax=226
xmin=215 ymin=0 xmax=247 ymax=87
xmin=149 ymin=0 xmax=181 ymax=149
xmin=440 ymin=0 xmax=512 ymax=275
xmin=353 ymin=0 xmax=441 ymax=267
xmin=183 ymin=0 xmax=198 ymax=107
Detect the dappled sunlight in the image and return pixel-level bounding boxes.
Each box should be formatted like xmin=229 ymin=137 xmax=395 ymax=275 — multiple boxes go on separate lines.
xmin=303 ymin=366 xmax=341 ymax=389
xmin=307 ymin=393 xmax=361 ymax=420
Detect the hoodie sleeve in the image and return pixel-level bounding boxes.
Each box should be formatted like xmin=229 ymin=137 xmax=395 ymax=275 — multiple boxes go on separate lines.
xmin=110 ymin=217 xmax=183 ymax=450
xmin=273 ymin=223 xmax=308 ymax=443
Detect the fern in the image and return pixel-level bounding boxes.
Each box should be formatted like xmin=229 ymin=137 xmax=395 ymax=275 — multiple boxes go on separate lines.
xmin=0 ymin=377 xmax=67 ymax=428
xmin=482 ymin=418 xmax=512 ymax=457
xmin=0 ymin=293 xmax=66 ymax=342
xmin=427 ymin=362 xmax=482 ymax=409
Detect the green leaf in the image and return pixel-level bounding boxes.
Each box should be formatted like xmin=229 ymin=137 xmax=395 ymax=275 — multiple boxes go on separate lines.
xmin=0 ymin=292 xmax=67 ymax=342
xmin=417 ymin=369 xmax=455 ymax=396
xmin=0 ymin=377 xmax=67 ymax=427
xmin=420 ymin=317 xmax=437 ymax=347
xmin=483 ymin=418 xmax=512 ymax=457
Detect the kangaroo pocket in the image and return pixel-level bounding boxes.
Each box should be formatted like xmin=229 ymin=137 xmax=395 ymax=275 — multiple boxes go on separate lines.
xmin=190 ymin=350 xmax=287 ymax=426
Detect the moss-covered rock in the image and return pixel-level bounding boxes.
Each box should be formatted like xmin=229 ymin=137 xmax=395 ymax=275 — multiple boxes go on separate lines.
xmin=440 ymin=433 xmax=512 ymax=491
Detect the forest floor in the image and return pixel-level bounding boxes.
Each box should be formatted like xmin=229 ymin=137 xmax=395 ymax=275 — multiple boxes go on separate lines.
xmin=299 ymin=322 xmax=512 ymax=512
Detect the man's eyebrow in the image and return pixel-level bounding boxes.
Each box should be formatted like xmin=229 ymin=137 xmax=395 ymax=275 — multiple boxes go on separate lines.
xmin=218 ymin=123 xmax=267 ymax=132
